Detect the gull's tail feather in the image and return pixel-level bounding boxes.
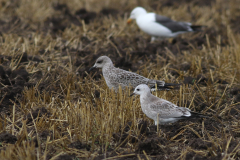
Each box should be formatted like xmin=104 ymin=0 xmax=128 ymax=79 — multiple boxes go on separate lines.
xmin=189 ymin=111 xmax=209 ymax=118
xmin=150 ymin=82 xmax=181 ymax=91
xmin=179 ymin=111 xmax=209 ymax=119
xmin=190 ymin=25 xmax=206 ymax=31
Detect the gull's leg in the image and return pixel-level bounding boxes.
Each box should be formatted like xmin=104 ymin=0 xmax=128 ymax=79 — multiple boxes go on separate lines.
xmin=151 ymin=37 xmax=156 ymax=43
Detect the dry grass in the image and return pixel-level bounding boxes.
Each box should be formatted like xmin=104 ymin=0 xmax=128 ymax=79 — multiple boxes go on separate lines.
xmin=0 ymin=0 xmax=240 ymax=160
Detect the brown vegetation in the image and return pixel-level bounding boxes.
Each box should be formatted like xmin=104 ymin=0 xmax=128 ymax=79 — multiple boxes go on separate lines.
xmin=0 ymin=0 xmax=240 ymax=159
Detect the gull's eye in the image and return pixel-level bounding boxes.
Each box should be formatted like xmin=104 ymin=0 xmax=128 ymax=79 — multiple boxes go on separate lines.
xmin=136 ymin=88 xmax=140 ymax=91
xmin=97 ymin=60 xmax=103 ymax=64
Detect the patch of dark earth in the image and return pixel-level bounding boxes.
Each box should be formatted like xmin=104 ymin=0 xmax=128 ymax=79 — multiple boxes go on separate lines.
xmin=0 ymin=4 xmax=234 ymax=78
xmin=92 ymin=119 xmax=239 ymax=160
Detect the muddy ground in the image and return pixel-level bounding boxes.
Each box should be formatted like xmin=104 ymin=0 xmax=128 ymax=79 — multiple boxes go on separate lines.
xmin=0 ymin=0 xmax=240 ymax=160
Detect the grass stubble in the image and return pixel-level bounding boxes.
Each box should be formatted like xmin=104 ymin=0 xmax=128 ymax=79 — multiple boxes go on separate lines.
xmin=0 ymin=0 xmax=240 ymax=159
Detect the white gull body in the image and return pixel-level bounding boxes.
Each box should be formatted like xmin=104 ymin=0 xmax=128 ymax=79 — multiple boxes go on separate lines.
xmin=128 ymin=7 xmax=202 ymax=42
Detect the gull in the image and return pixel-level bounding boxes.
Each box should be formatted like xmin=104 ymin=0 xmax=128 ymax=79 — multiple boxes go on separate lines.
xmin=127 ymin=7 xmax=203 ymax=42
xmin=89 ymin=56 xmax=179 ymax=92
xmin=131 ymin=84 xmax=208 ymax=125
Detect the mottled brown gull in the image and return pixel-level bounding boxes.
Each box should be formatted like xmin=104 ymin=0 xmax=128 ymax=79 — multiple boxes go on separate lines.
xmin=89 ymin=56 xmax=179 ymax=92
xmin=127 ymin=7 xmax=204 ymax=42
xmin=131 ymin=84 xmax=208 ymax=125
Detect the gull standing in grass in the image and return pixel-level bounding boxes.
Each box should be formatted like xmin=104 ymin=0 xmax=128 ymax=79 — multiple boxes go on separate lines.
xmin=89 ymin=56 xmax=179 ymax=92
xmin=127 ymin=7 xmax=204 ymax=42
xmin=131 ymin=84 xmax=208 ymax=125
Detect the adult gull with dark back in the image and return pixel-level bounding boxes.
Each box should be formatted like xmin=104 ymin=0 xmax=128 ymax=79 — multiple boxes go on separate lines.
xmin=127 ymin=7 xmax=204 ymax=42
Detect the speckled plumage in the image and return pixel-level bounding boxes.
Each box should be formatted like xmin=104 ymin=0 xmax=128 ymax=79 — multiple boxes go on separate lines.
xmin=90 ymin=56 xmax=178 ymax=91
xmin=132 ymin=84 xmax=207 ymax=125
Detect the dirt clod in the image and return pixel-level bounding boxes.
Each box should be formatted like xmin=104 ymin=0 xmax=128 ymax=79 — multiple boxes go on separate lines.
xmin=0 ymin=132 xmax=17 ymax=144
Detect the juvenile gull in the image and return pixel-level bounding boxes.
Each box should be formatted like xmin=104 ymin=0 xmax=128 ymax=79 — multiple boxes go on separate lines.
xmin=89 ymin=56 xmax=179 ymax=91
xmin=127 ymin=7 xmax=203 ymax=42
xmin=131 ymin=84 xmax=207 ymax=125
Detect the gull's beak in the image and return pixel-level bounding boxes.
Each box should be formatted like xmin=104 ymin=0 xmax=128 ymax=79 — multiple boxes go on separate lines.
xmin=127 ymin=18 xmax=133 ymax=24
xmin=130 ymin=92 xmax=135 ymax=97
xmin=89 ymin=66 xmax=96 ymax=71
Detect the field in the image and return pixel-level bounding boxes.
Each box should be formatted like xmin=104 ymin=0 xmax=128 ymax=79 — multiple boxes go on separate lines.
xmin=0 ymin=0 xmax=240 ymax=159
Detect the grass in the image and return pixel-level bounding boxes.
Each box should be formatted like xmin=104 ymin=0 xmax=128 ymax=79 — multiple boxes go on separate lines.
xmin=0 ymin=0 xmax=240 ymax=159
